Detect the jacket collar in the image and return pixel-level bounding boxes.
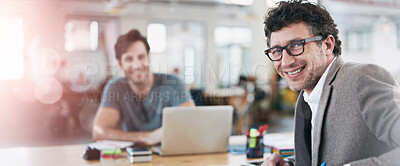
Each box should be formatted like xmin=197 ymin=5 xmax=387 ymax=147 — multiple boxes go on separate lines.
xmin=310 ymin=56 xmax=345 ymax=166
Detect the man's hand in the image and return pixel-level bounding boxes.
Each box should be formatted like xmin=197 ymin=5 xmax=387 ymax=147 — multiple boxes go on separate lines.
xmin=262 ymin=153 xmax=290 ymax=166
xmin=140 ymin=127 xmax=163 ymax=146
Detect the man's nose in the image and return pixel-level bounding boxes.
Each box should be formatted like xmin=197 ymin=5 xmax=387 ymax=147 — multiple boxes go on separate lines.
xmin=280 ymin=49 xmax=295 ymax=67
xmin=131 ymin=62 xmax=142 ymax=70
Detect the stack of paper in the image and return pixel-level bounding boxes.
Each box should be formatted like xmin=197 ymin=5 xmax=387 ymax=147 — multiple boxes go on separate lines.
xmin=126 ymin=147 xmax=152 ymax=163
xmin=263 ymin=132 xmax=294 ymax=147
xmin=271 ymin=145 xmax=294 ymax=157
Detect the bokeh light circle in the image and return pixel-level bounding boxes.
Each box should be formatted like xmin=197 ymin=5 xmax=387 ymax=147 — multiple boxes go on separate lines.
xmin=34 ymin=77 xmax=63 ymax=104
xmin=78 ymin=102 xmax=99 ymax=133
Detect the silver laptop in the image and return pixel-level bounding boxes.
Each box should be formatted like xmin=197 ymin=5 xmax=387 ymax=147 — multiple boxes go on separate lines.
xmin=152 ymin=106 xmax=233 ymax=156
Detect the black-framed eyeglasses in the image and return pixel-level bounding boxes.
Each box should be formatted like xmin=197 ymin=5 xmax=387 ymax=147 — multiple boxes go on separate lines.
xmin=264 ymin=35 xmax=323 ymax=61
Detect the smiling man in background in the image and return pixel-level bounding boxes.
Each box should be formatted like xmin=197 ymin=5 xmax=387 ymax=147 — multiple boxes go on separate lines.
xmin=92 ymin=29 xmax=194 ymax=146
xmin=262 ymin=0 xmax=400 ymax=166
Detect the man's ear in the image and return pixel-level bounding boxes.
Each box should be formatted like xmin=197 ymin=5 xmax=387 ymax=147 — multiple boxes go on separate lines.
xmin=324 ymin=35 xmax=335 ymax=55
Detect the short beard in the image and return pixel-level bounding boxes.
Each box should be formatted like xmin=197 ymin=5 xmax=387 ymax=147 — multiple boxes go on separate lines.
xmin=298 ymin=47 xmax=326 ymax=92
xmin=131 ymin=74 xmax=149 ymax=86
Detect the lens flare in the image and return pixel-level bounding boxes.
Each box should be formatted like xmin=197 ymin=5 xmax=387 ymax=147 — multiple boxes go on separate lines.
xmin=0 ymin=17 xmax=24 ymax=80
xmin=38 ymin=48 xmax=61 ymax=76
xmin=34 ymin=77 xmax=63 ymax=104
xmin=11 ymin=80 xmax=37 ymax=103
xmin=78 ymin=102 xmax=99 ymax=132
xmin=64 ymin=64 xmax=93 ymax=92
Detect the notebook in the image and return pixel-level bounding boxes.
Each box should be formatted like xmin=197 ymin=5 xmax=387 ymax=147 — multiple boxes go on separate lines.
xmin=152 ymin=105 xmax=233 ymax=156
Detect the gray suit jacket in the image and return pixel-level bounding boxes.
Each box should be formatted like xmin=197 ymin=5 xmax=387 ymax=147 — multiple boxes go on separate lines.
xmin=294 ymin=57 xmax=400 ymax=166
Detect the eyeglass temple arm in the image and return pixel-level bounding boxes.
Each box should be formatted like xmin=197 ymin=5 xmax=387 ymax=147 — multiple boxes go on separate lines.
xmin=305 ymin=35 xmax=323 ymax=42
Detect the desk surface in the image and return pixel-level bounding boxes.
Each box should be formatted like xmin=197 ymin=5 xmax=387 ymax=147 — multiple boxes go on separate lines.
xmin=0 ymin=144 xmax=250 ymax=166
xmin=0 ymin=135 xmax=277 ymax=166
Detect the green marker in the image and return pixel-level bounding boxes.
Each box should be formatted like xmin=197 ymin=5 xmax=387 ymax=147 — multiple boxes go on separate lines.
xmin=249 ymin=128 xmax=259 ymax=148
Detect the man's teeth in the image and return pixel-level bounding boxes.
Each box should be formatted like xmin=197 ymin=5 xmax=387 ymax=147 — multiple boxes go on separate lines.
xmin=288 ymin=67 xmax=303 ymax=75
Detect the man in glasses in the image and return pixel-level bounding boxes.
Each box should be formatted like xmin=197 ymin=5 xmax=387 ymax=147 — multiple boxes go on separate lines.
xmin=262 ymin=1 xmax=400 ymax=166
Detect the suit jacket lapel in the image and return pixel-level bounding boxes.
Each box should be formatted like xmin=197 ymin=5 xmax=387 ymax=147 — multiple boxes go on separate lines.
xmin=311 ymin=57 xmax=345 ymax=166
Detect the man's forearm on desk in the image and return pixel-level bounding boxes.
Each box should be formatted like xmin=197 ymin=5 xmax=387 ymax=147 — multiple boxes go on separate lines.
xmin=92 ymin=127 xmax=155 ymax=144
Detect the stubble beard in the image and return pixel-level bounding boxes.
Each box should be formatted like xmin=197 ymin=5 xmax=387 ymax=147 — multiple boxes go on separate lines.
xmin=131 ymin=72 xmax=149 ymax=86
xmin=296 ymin=49 xmax=326 ymax=92
xmin=279 ymin=61 xmax=308 ymax=92
xmin=126 ymin=67 xmax=150 ymax=87
xmin=285 ymin=49 xmax=326 ymax=92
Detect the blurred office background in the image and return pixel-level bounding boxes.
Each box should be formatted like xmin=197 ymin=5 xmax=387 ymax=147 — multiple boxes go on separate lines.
xmin=1 ymin=0 xmax=400 ymax=147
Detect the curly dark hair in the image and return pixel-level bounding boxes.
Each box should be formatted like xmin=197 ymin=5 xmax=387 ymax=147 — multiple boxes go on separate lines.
xmin=114 ymin=29 xmax=150 ymax=61
xmin=264 ymin=0 xmax=342 ymax=56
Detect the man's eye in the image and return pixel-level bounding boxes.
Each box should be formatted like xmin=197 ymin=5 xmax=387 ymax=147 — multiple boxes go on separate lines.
xmin=125 ymin=57 xmax=133 ymax=61
xmin=272 ymin=49 xmax=282 ymax=55
xmin=290 ymin=42 xmax=302 ymax=49
xmin=138 ymin=55 xmax=144 ymax=60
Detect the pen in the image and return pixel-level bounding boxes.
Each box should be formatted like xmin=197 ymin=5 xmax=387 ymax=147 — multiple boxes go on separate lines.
xmin=321 ymin=162 xmax=327 ymax=166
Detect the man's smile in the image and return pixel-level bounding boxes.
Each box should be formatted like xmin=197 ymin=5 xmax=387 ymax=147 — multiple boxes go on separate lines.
xmin=282 ymin=65 xmax=306 ymax=78
xmin=287 ymin=66 xmax=305 ymax=75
